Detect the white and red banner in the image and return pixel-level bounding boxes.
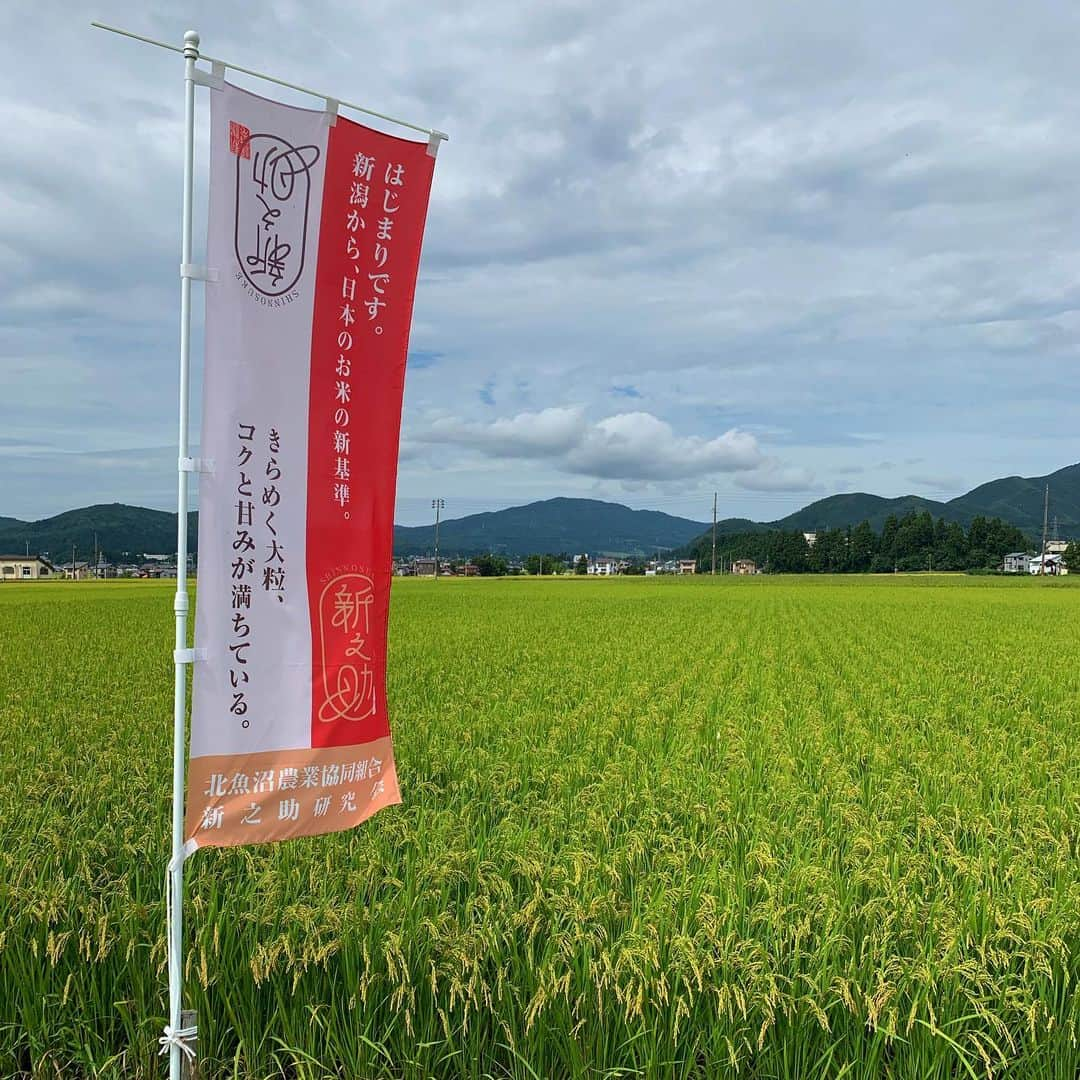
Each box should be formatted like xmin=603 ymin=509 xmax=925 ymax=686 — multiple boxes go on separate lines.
xmin=186 ymin=82 xmax=435 ymax=848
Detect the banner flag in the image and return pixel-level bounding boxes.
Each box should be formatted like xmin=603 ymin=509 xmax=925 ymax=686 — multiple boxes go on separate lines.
xmin=186 ymin=81 xmax=435 ymax=848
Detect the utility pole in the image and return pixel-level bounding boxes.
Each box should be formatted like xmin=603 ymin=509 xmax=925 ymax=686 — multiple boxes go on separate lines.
xmin=711 ymin=492 xmax=717 ymax=576
xmin=431 ymin=498 xmax=444 ymax=579
xmin=1040 ymin=483 xmax=1049 ymax=575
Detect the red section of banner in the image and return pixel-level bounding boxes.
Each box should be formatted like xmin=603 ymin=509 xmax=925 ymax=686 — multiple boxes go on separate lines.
xmin=306 ymin=120 xmax=435 ymax=749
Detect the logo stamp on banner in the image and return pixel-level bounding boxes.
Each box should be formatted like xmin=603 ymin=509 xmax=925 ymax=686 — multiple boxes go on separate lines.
xmin=187 ymin=81 xmax=435 ymax=849
xmin=234 ymin=132 xmax=321 ymax=296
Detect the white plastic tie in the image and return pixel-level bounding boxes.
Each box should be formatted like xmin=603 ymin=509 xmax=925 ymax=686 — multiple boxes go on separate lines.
xmin=323 ymin=97 xmax=339 ymax=126
xmin=180 ymin=263 xmax=220 ymax=282
xmin=190 ymin=66 xmax=224 ymax=91
xmin=427 ymin=130 xmax=448 ymax=158
xmin=173 ymin=648 xmax=207 ymax=664
xmin=179 ymin=456 xmax=214 ymax=474
xmin=159 ymin=1023 xmax=198 ymax=1061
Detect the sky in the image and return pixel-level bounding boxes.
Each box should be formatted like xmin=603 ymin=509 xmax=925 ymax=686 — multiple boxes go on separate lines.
xmin=3 ymin=1 xmax=1079 ymax=527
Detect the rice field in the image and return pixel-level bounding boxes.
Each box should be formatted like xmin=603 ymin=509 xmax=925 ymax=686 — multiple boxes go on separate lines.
xmin=2 ymin=574 xmax=1080 ymax=1079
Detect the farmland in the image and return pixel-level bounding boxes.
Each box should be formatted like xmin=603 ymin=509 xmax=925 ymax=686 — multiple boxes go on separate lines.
xmin=3 ymin=575 xmax=1080 ymax=1078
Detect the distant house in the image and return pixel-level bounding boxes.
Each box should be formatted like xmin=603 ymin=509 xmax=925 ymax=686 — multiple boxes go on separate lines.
xmin=460 ymin=563 xmax=479 ymax=577
xmin=1029 ymin=554 xmax=1068 ymax=576
xmin=1045 ymin=539 xmax=1070 ymax=556
xmin=803 ymin=532 xmax=818 ymax=546
xmin=731 ymin=558 xmax=758 ymax=575
xmin=588 ymin=557 xmax=618 ymax=576
xmin=678 ymin=559 xmax=697 ymax=575
xmin=414 ymin=557 xmax=437 ymax=577
xmin=59 ymin=561 xmax=91 ymax=580
xmin=0 ymin=554 xmax=55 ymax=580
xmin=1003 ymin=552 xmax=1031 ymax=574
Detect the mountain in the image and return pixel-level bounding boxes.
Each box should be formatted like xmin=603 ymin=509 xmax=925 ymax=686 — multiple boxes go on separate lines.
xmin=393 ymin=498 xmax=708 ymax=557
xmin=0 ymin=504 xmax=198 ymax=562
xmin=946 ymin=463 xmax=1080 ymax=533
xmin=768 ymin=463 xmax=1080 ymax=537
xmin=4 ymin=464 xmax=1077 ymax=563
xmin=773 ymin=494 xmax=952 ymax=533
xmin=0 ymin=498 xmax=706 ymax=561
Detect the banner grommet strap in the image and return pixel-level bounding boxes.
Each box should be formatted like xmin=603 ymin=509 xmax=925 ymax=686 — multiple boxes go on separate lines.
xmin=173 ymin=648 xmax=207 ymax=664
xmin=179 ymin=456 xmax=215 ymax=474
xmin=180 ymin=263 xmax=220 ymax=282
xmin=191 ymin=66 xmax=224 ymax=91
xmin=323 ymin=97 xmax=339 ymax=126
xmin=427 ymin=130 xmax=448 ymax=158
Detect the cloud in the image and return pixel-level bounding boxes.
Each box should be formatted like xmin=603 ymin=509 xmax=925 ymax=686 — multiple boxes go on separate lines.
xmin=907 ymin=473 xmax=964 ymax=492
xmin=734 ymin=459 xmax=819 ymax=493
xmin=566 ymin=413 xmax=761 ymax=480
xmin=414 ymin=407 xmax=764 ymax=482
xmin=5 ymin=2 xmax=1080 ymax=522
xmin=416 ymin=406 xmax=587 ymax=458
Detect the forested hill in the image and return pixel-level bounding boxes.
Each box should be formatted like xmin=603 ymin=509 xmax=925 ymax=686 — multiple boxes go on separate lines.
xmin=772 ymin=494 xmax=948 ymax=533
xmin=393 ymin=498 xmax=709 ymax=557
xmin=0 ymin=504 xmax=198 ymax=562
xmin=948 ymin=462 xmax=1080 ymax=532
xmin=771 ymin=463 xmax=1080 ymax=535
xmin=0 ymin=498 xmax=706 ymax=562
xmin=4 ymin=463 xmax=1076 ymax=561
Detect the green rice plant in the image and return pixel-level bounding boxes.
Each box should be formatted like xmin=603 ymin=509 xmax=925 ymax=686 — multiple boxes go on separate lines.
xmin=1 ymin=575 xmax=1079 ymax=1078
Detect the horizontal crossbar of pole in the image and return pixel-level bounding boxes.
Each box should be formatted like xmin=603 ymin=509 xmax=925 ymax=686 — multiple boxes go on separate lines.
xmin=90 ymin=21 xmax=447 ymax=140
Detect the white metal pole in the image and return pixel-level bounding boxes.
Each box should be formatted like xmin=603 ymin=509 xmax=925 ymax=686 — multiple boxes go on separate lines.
xmin=90 ymin=20 xmax=447 ymax=143
xmin=168 ymin=28 xmax=199 ymax=1080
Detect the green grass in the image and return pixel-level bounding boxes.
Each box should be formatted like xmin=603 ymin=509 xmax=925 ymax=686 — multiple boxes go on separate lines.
xmin=2 ymin=575 xmax=1080 ymax=1078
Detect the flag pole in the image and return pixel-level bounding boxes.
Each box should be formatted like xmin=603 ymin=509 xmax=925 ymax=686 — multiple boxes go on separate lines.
xmin=164 ymin=28 xmax=200 ymax=1080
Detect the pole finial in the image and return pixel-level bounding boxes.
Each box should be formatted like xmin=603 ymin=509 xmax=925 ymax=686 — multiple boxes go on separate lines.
xmin=183 ymin=30 xmax=200 ymax=58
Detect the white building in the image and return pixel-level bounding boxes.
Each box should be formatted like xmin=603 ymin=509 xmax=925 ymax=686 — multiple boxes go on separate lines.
xmin=1029 ymin=554 xmax=1068 ymax=575
xmin=0 ymin=555 xmax=56 ymax=580
xmin=588 ymin=557 xmax=618 ymax=576
xmin=1003 ymin=552 xmax=1032 ymax=574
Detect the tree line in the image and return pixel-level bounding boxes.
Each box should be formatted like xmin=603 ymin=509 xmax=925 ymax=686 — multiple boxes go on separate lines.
xmin=446 ymin=512 xmax=1072 ymax=575
xmin=682 ymin=512 xmax=1032 ymax=573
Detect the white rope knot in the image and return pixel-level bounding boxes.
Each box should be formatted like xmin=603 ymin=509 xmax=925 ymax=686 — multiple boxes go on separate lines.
xmin=159 ymin=1023 xmax=198 ymax=1061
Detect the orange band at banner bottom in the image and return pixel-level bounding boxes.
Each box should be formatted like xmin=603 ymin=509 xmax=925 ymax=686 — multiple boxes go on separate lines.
xmin=185 ymin=736 xmax=400 ymax=848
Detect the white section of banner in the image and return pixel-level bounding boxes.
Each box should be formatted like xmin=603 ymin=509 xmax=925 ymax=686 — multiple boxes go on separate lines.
xmin=191 ymin=83 xmax=328 ymax=759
